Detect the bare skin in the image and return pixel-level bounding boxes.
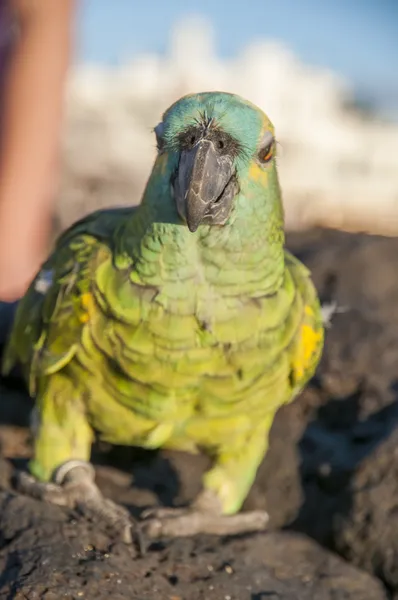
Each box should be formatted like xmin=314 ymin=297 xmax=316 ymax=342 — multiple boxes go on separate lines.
xmin=16 ymin=460 xmax=269 ymax=543
xmin=0 ymin=0 xmax=76 ymax=301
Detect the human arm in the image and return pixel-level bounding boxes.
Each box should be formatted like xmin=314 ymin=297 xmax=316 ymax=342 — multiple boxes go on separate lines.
xmin=0 ymin=0 xmax=76 ymax=301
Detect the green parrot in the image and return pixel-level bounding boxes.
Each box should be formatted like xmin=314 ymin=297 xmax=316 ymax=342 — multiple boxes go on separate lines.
xmin=2 ymin=92 xmax=324 ymax=542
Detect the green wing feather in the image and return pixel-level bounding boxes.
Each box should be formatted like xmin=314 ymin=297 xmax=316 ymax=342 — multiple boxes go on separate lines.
xmin=2 ymin=207 xmax=135 ymax=395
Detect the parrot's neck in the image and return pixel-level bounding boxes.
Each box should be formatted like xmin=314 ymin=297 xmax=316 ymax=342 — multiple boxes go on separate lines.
xmin=196 ymin=196 xmax=285 ymax=297
xmin=121 ymin=209 xmax=285 ymax=300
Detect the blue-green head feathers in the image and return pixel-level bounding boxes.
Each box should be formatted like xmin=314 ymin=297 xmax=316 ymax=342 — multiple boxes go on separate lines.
xmin=143 ymin=92 xmax=283 ymax=235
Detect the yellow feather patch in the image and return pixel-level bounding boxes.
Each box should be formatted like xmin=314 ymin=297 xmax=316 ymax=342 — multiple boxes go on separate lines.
xmin=291 ymin=310 xmax=323 ymax=382
xmin=260 ymin=114 xmax=274 ymax=133
xmin=80 ymin=292 xmax=95 ymax=323
xmin=248 ymin=162 xmax=269 ymax=185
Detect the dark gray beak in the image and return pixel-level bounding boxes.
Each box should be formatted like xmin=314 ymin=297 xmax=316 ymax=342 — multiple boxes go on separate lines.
xmin=174 ymin=140 xmax=235 ymax=232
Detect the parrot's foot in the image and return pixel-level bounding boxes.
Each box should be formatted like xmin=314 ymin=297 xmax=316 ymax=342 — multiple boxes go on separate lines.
xmin=15 ymin=461 xmax=134 ymax=544
xmin=140 ymin=490 xmax=269 ymax=539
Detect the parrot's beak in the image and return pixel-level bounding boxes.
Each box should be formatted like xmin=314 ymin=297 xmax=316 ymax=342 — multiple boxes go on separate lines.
xmin=174 ymin=140 xmax=236 ymax=232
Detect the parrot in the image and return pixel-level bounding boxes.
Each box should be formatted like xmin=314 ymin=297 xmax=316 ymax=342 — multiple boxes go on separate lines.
xmin=2 ymin=91 xmax=324 ymax=542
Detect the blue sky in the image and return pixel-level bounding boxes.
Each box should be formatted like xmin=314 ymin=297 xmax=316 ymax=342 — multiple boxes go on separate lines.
xmin=77 ymin=0 xmax=398 ymax=116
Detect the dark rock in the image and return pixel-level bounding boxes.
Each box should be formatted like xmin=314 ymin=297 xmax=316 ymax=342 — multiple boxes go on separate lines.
xmin=0 ymin=491 xmax=387 ymax=599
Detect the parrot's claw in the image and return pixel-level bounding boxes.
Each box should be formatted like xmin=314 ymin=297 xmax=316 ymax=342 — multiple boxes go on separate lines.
xmin=15 ymin=462 xmax=134 ymax=545
xmin=141 ymin=506 xmax=269 ymax=539
xmin=140 ymin=491 xmax=269 ymax=539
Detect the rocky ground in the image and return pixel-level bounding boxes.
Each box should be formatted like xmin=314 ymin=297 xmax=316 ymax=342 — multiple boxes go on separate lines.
xmin=1 ymin=229 xmax=398 ymax=599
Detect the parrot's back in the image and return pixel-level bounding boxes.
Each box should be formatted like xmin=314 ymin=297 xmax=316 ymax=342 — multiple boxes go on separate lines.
xmin=3 ymin=206 xmax=323 ymax=453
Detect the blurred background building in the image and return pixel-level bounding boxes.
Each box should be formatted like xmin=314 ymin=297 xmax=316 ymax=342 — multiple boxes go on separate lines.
xmin=56 ymin=0 xmax=398 ymax=236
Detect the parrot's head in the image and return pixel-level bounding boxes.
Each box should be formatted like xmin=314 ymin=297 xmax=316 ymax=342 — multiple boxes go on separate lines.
xmin=152 ymin=92 xmax=281 ymax=233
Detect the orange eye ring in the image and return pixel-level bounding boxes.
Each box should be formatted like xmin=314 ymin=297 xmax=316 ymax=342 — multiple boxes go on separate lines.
xmin=258 ymin=142 xmax=274 ymax=163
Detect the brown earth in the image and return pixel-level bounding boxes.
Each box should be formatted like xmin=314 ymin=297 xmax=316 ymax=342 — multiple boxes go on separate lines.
xmin=1 ymin=229 xmax=398 ymax=599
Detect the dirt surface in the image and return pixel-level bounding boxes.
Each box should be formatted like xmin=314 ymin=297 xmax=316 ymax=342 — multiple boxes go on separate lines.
xmin=1 ymin=229 xmax=398 ymax=599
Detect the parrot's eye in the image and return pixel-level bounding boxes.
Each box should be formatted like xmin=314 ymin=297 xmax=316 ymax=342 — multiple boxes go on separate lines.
xmin=154 ymin=122 xmax=165 ymax=151
xmin=258 ymin=139 xmax=274 ymax=164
